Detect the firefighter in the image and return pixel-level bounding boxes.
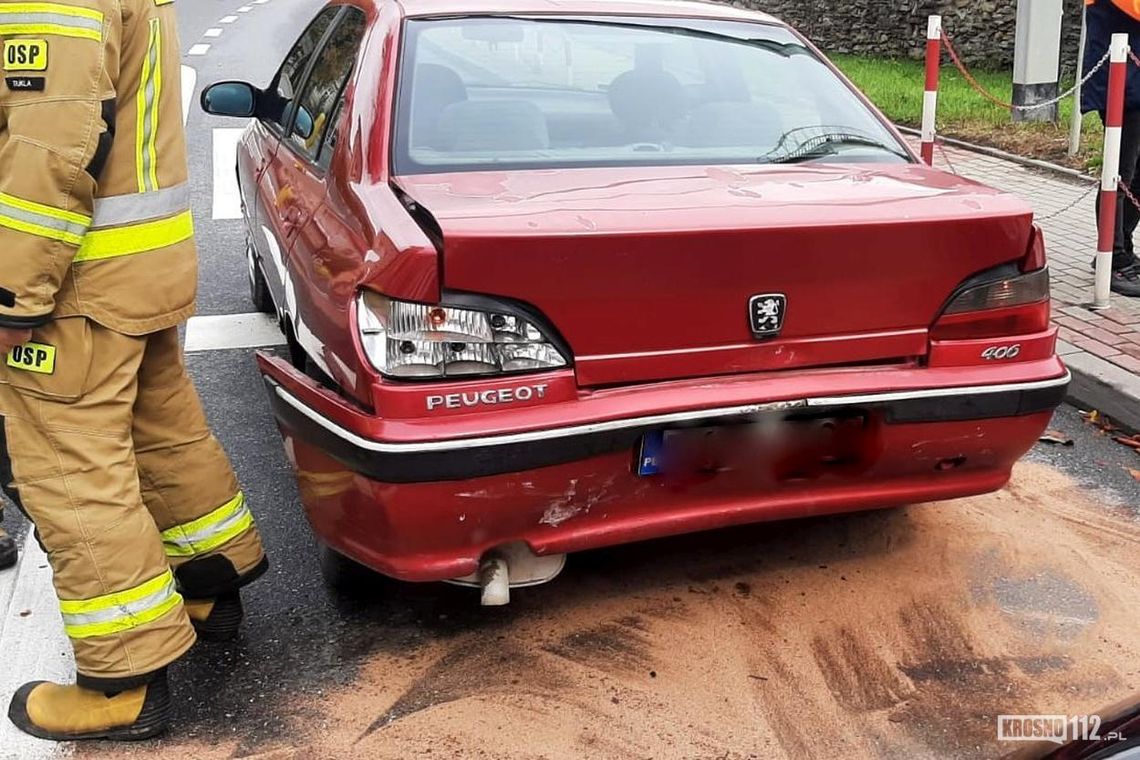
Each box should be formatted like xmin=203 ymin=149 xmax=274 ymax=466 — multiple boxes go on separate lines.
xmin=0 ymin=0 xmax=268 ymax=741
xmin=1084 ymin=0 xmax=1140 ymax=296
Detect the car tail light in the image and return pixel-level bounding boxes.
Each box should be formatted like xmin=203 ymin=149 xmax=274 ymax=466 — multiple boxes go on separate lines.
xmin=930 ymin=267 xmax=1051 ymax=341
xmin=357 ymin=291 xmax=569 ymax=379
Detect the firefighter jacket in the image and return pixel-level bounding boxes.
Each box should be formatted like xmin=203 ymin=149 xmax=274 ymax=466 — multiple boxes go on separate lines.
xmin=1082 ymin=0 xmax=1140 ymax=116
xmin=0 ymin=0 xmax=196 ymax=336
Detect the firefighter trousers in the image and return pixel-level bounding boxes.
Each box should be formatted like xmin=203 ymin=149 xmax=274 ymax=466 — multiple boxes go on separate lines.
xmin=0 ymin=317 xmax=266 ymax=690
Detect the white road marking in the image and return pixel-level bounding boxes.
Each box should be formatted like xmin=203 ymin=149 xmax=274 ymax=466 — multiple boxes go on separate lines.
xmin=188 ymin=43 xmax=211 ymax=56
xmin=181 ymin=64 xmax=196 ymax=127
xmin=237 ymin=5 xmax=252 ymax=11
xmin=212 ymin=128 xmax=245 ymax=220
xmin=0 ymin=533 xmax=73 ymax=760
xmin=185 ymin=313 xmax=287 ymax=353
xmin=253 ymin=0 xmax=270 ymax=5
xmin=204 ymin=27 xmax=223 ymax=38
xmin=220 ymin=15 xmax=238 ymax=23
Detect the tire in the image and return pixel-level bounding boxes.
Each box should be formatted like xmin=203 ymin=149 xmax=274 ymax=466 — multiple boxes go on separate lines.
xmin=247 ymin=239 xmax=275 ymax=315
xmin=317 ymin=541 xmax=379 ymax=594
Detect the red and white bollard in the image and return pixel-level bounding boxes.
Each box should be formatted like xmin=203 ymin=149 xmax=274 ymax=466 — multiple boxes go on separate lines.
xmin=921 ymin=15 xmax=942 ymax=166
xmin=1095 ymin=33 xmax=1129 ymax=310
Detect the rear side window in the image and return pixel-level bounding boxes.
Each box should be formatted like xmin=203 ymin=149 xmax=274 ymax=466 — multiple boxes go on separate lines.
xmin=264 ymin=7 xmax=339 ymax=132
xmin=394 ymin=16 xmax=905 ymax=174
xmin=290 ymin=8 xmax=366 ymax=162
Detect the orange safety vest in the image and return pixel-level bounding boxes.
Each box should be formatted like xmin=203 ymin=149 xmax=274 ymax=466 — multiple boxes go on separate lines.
xmin=1089 ymin=0 xmax=1140 ymax=22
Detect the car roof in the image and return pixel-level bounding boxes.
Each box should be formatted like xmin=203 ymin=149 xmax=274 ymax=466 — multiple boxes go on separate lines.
xmin=394 ymin=0 xmax=781 ymax=25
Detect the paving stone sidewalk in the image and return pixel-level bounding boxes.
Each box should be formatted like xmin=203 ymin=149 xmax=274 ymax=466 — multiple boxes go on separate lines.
xmin=919 ymin=139 xmax=1140 ymax=430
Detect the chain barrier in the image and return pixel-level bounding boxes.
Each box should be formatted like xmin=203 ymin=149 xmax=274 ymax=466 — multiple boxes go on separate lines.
xmin=934 ymin=27 xmax=1118 ymax=221
xmin=933 ymin=138 xmax=959 ymax=175
xmin=940 ymin=31 xmax=1111 ymax=113
xmin=1120 ymin=179 xmax=1140 ymax=214
xmin=1036 ymin=182 xmax=1101 ymax=222
xmin=929 ymin=24 xmax=1140 ymax=306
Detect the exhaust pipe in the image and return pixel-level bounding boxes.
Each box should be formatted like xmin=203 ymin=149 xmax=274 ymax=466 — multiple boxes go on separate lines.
xmin=449 ymin=543 xmax=566 ymax=604
xmin=479 ymin=555 xmax=510 ymax=606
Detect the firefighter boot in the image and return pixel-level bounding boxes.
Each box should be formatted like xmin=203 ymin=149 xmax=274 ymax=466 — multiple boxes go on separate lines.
xmin=0 ymin=526 xmax=16 ymax=571
xmin=184 ymin=592 xmax=244 ymax=641
xmin=7 ymin=670 xmax=171 ymax=742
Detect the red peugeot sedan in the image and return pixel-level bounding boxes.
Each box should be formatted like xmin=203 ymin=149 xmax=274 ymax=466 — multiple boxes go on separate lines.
xmin=202 ymin=0 xmax=1068 ymax=603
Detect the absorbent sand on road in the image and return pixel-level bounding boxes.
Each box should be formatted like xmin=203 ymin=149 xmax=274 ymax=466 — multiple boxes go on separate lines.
xmin=79 ymin=461 xmax=1140 ymax=760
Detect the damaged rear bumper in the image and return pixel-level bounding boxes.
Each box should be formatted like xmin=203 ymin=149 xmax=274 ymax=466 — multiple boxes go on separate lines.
xmin=258 ymin=353 xmax=1068 ymax=582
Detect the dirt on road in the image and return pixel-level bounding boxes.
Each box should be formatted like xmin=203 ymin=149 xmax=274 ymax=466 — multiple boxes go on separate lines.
xmin=85 ymin=462 xmax=1140 ymax=760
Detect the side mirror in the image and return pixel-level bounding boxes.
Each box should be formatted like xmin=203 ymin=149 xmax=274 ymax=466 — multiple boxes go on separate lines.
xmin=201 ymin=81 xmax=258 ymax=118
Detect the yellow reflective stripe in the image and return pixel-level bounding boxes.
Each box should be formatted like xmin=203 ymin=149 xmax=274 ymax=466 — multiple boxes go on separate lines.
xmin=0 ymin=192 xmax=90 ymax=244
xmin=161 ymin=493 xmax=255 ymax=558
xmin=0 ymin=22 xmax=99 ymax=40
xmin=0 ymin=212 xmax=84 ymax=245
xmin=64 ymin=594 xmax=181 ymax=639
xmin=148 ymin=20 xmax=162 ymax=190
xmin=0 ymin=3 xmax=104 ymax=23
xmin=136 ymin=20 xmax=153 ymax=191
xmin=0 ymin=4 xmax=104 ymax=42
xmin=0 ymin=192 xmax=90 ymax=227
xmin=73 ymin=209 xmax=193 ymax=262
xmin=58 ymin=570 xmax=173 ymax=615
xmin=136 ymin=18 xmax=161 ymax=192
xmin=59 ymin=569 xmax=182 ymax=640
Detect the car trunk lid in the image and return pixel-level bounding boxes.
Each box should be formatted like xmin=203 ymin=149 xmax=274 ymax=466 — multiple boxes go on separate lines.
xmin=395 ymin=163 xmax=1036 ymax=387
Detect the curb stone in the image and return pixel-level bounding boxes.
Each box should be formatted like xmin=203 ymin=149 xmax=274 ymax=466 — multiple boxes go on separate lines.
xmin=1063 ymin=351 xmax=1140 ymax=434
xmin=895 ymin=125 xmax=1098 ymax=183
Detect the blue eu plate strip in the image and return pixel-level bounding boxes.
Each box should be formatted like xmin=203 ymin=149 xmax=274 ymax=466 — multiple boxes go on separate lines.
xmin=637 ymin=431 xmax=666 ymax=476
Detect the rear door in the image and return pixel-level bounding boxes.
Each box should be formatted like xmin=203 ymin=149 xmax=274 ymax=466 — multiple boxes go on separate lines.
xmin=271 ymin=8 xmax=368 ymax=375
xmin=253 ymin=6 xmax=342 ymax=308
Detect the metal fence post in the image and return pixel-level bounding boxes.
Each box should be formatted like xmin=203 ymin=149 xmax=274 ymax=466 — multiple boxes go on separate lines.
xmin=1094 ymin=33 xmax=1129 ymax=310
xmin=921 ymin=15 xmax=942 ymax=166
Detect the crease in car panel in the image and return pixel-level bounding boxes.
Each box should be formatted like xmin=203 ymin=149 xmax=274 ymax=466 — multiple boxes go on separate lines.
xmin=935 ymin=223 xmax=1044 ymax=310
xmin=389 ymin=180 xmax=447 ymax=298
xmin=390 ymin=181 xmax=444 ymax=253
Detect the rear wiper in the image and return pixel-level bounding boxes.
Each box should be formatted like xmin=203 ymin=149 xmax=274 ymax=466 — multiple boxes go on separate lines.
xmin=766 ymin=132 xmax=909 ymax=164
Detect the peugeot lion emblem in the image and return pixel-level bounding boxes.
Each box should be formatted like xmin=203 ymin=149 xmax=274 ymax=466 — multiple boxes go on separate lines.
xmin=749 ymin=294 xmax=787 ymax=338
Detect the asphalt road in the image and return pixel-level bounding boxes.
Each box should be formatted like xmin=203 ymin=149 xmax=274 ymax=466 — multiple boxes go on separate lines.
xmin=2 ymin=2 xmax=1140 ymax=758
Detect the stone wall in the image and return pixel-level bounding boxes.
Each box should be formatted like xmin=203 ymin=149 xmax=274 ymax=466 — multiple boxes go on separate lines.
xmin=725 ymin=1 xmax=1087 ymax=72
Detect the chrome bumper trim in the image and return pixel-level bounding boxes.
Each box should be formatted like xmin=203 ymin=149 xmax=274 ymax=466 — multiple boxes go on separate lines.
xmin=272 ymin=370 xmax=1071 ymax=455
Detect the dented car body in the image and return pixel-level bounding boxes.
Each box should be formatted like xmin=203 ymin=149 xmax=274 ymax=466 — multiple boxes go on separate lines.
xmin=220 ymin=0 xmax=1068 ymax=591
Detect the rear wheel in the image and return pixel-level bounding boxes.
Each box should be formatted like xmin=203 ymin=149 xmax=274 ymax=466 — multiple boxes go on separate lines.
xmin=247 ymin=239 xmax=275 ymax=315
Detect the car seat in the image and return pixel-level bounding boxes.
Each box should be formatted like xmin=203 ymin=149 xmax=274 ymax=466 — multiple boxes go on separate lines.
xmin=607 ymin=45 xmax=688 ymax=143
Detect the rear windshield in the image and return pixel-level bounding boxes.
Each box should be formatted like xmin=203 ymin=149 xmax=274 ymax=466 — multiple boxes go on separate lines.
xmin=393 ymin=16 xmax=908 ymax=175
